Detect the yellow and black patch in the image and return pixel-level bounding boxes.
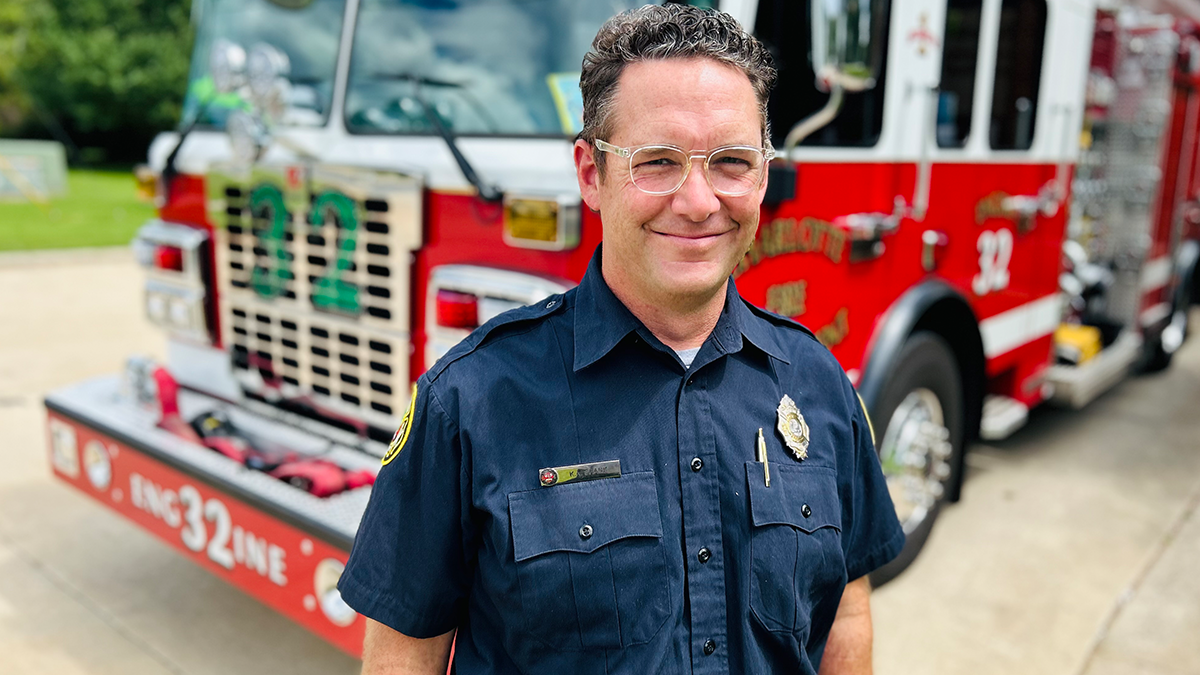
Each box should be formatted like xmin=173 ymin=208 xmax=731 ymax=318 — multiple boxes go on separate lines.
xmin=856 ymin=391 xmax=876 ymax=447
xmin=382 ymin=383 xmax=418 ymax=466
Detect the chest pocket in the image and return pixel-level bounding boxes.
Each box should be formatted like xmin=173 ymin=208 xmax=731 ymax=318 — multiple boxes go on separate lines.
xmin=508 ymin=471 xmax=671 ymax=650
xmin=746 ymin=463 xmax=847 ymax=634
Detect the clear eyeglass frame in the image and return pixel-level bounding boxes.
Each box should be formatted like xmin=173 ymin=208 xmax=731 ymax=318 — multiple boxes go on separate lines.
xmin=593 ymin=139 xmax=776 ymax=197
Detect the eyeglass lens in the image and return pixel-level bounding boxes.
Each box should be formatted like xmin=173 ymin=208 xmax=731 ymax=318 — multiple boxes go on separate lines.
xmin=629 ymin=146 xmax=766 ymax=196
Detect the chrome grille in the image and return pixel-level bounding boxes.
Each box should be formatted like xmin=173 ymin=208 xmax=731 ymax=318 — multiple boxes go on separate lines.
xmin=207 ymin=162 xmax=422 ymax=430
xmin=226 ymin=304 xmax=406 ymax=419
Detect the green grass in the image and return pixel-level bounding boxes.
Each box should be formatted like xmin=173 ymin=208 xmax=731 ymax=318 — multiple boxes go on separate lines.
xmin=0 ymin=169 xmax=156 ymax=251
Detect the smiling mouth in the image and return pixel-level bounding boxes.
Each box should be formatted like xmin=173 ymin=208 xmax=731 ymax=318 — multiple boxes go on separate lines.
xmin=652 ymin=230 xmax=733 ymax=240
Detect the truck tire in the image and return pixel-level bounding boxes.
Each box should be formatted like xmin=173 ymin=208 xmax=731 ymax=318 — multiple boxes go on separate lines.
xmin=868 ymin=332 xmax=964 ymax=587
xmin=1144 ymin=274 xmax=1192 ymax=372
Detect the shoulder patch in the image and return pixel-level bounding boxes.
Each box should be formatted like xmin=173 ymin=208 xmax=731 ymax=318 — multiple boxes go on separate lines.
xmin=743 ymin=299 xmax=821 ymax=343
xmin=427 ymin=292 xmax=569 ymax=381
xmin=856 ymin=390 xmax=876 ymax=447
xmin=382 ymin=382 xmax=418 ymax=466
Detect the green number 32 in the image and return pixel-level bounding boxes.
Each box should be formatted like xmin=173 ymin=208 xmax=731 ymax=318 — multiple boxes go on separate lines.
xmin=249 ymin=185 xmax=290 ymax=299
xmin=248 ymin=184 xmax=360 ymax=315
xmin=309 ymin=191 xmax=360 ymax=314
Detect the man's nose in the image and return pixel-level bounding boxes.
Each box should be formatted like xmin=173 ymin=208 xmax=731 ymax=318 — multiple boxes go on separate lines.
xmin=671 ymin=159 xmax=721 ymax=222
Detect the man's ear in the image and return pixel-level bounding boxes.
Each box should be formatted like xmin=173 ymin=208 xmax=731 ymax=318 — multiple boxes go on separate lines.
xmin=574 ymin=139 xmax=602 ymax=212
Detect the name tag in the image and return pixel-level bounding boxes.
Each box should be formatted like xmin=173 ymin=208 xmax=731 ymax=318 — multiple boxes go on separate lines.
xmin=538 ymin=460 xmax=621 ymax=487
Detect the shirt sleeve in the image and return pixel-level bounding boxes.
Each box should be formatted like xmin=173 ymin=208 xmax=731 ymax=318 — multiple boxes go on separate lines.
xmin=338 ymin=374 xmax=471 ymax=638
xmin=838 ymin=376 xmax=906 ymax=582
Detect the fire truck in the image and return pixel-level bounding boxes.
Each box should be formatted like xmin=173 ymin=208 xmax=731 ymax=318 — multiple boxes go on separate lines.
xmin=42 ymin=0 xmax=1200 ymax=657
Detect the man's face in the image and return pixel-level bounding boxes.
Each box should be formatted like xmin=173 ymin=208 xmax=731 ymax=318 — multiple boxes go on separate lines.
xmin=574 ymin=57 xmax=767 ymax=308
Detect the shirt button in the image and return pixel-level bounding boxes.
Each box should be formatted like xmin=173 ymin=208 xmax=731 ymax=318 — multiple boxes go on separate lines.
xmin=703 ymin=639 xmax=717 ymax=656
xmin=579 ymin=524 xmax=593 ymax=539
xmin=690 ymin=457 xmax=703 ymax=472
xmin=802 ymin=504 xmax=812 ymax=518
xmin=546 ymin=300 xmax=557 ymax=308
xmin=697 ymin=547 xmax=711 ymax=564
xmin=686 ymin=377 xmax=695 ymax=386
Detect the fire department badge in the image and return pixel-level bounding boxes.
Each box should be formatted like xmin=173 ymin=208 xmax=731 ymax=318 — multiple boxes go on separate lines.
xmin=382 ymin=383 xmax=417 ymax=466
xmin=776 ymin=394 xmax=810 ymax=461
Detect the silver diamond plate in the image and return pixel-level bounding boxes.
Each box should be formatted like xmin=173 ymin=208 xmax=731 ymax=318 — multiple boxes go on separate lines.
xmin=47 ymin=375 xmax=381 ymax=540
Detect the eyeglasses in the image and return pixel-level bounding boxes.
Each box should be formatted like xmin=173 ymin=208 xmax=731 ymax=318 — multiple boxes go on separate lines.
xmin=594 ymin=139 xmax=775 ymax=197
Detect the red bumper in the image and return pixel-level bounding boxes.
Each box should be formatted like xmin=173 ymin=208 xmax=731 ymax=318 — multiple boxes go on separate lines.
xmin=45 ymin=379 xmax=367 ymax=657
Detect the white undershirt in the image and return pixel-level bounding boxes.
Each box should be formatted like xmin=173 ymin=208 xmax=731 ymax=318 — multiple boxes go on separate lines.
xmin=675 ymin=347 xmax=701 ymax=368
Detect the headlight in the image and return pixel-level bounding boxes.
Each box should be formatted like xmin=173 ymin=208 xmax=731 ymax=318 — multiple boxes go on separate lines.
xmin=169 ymin=298 xmax=192 ymax=327
xmin=148 ymin=293 xmax=168 ymax=321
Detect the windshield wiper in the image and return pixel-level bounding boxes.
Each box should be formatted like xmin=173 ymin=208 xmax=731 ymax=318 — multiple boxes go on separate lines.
xmin=371 ymin=73 xmax=499 ymax=131
xmin=371 ymin=73 xmax=502 ymax=202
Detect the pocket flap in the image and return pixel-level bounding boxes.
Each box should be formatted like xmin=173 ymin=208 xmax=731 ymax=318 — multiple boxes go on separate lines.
xmin=746 ymin=463 xmax=841 ymax=533
xmin=509 ymin=471 xmax=663 ymax=562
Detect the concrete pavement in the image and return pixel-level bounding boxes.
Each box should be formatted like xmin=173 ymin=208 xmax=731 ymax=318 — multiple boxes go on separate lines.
xmin=1076 ymin=482 xmax=1200 ymax=675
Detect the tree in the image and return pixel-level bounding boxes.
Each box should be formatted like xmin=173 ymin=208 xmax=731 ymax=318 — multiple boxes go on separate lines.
xmin=0 ymin=1 xmax=32 ymax=132
xmin=14 ymin=0 xmax=194 ymax=162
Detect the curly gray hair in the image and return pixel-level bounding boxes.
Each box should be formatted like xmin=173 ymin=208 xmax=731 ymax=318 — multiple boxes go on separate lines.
xmin=579 ymin=4 xmax=777 ymax=173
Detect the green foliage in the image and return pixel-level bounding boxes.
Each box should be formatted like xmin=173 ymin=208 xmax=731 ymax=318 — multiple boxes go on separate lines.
xmin=0 ymin=168 xmax=155 ymax=251
xmin=10 ymin=0 xmax=194 ymax=160
xmin=0 ymin=2 xmax=32 ymax=131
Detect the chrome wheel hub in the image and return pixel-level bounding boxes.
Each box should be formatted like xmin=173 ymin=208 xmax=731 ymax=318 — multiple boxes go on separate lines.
xmin=879 ymin=388 xmax=953 ymax=534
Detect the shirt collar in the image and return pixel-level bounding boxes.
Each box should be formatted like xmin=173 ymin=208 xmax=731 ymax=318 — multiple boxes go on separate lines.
xmin=573 ymin=247 xmax=644 ymax=371
xmin=726 ymin=282 xmax=792 ymax=365
xmin=573 ymin=246 xmax=792 ymax=371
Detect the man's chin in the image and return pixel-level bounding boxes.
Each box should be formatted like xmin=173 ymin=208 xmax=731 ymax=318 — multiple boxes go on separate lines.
xmin=651 ymin=262 xmax=732 ymax=301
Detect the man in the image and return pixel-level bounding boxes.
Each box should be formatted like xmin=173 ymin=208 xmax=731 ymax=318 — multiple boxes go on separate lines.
xmin=339 ymin=5 xmax=904 ymax=674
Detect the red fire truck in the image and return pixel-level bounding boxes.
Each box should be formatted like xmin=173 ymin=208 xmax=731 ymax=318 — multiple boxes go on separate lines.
xmin=43 ymin=0 xmax=1200 ymax=656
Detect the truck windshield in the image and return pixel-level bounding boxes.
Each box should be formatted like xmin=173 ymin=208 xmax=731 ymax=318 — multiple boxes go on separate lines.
xmin=181 ymin=0 xmax=347 ymax=129
xmin=344 ymin=0 xmax=645 ymax=137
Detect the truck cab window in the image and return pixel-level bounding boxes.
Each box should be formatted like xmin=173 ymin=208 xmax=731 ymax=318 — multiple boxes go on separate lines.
xmin=937 ymin=0 xmax=983 ymax=147
xmin=989 ymin=0 xmax=1047 ymax=149
xmin=754 ymin=0 xmax=891 ymax=148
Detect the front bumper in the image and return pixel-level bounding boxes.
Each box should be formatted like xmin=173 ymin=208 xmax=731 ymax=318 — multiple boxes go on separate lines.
xmin=44 ymin=374 xmax=380 ymax=657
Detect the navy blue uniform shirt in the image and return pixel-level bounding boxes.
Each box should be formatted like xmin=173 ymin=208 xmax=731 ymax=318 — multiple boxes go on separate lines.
xmin=340 ymin=249 xmax=904 ymax=674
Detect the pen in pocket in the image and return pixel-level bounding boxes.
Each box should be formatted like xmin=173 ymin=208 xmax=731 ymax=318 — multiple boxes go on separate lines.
xmin=756 ymin=427 xmax=770 ymax=487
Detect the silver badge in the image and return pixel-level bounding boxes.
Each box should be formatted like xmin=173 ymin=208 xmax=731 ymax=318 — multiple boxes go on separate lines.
xmin=776 ymin=394 xmax=810 ymax=461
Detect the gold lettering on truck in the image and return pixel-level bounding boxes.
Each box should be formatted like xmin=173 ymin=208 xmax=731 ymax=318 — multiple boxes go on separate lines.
xmin=735 ymin=217 xmax=847 ymax=276
xmin=765 ymin=281 xmax=808 ymax=318
xmin=815 ymin=308 xmax=850 ymax=349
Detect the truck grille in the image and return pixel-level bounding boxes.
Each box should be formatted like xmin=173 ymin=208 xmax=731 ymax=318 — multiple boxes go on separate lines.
xmin=207 ymin=163 xmax=422 ymax=430
xmin=227 ymin=304 xmax=404 ymax=416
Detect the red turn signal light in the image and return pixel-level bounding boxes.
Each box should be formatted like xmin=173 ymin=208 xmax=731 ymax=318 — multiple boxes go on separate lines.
xmin=436 ymin=289 xmax=479 ymax=329
xmin=154 ymin=245 xmax=184 ymax=272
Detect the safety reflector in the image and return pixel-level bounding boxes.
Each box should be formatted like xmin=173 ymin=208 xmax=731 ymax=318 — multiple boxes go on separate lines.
xmin=502 ymin=194 xmax=580 ymax=251
xmin=155 ymin=245 xmax=184 ymax=272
